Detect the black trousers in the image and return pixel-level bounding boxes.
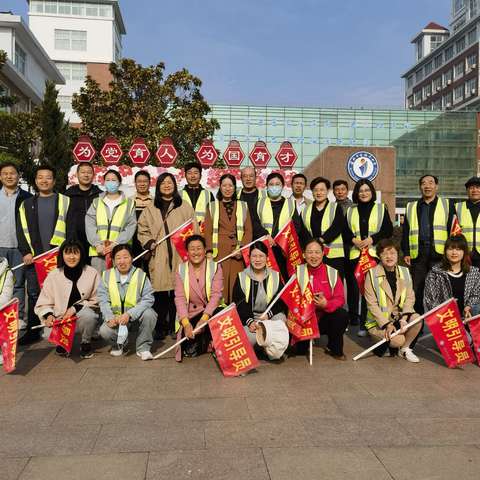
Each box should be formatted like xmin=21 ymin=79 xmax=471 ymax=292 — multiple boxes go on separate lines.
xmin=318 ymin=308 xmax=349 ymax=356
xmin=182 ymin=312 xmax=212 ymax=357
xmin=410 ymin=253 xmax=438 ymax=314
xmin=346 ymin=258 xmax=368 ymax=328
xmin=153 ymin=290 xmax=176 ymax=335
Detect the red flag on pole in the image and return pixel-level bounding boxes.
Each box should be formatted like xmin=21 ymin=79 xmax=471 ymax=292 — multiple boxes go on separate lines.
xmin=48 ymin=316 xmax=77 ymax=354
xmin=424 ymin=299 xmax=474 ymax=368
xmin=0 ymin=298 xmax=19 ymax=373
xmin=34 ymin=248 xmax=59 ymax=289
xmin=274 ymin=220 xmax=304 ymax=276
xmin=241 ymin=238 xmax=280 ymax=272
xmin=208 ymin=304 xmax=259 ymax=377
xmin=171 ymin=219 xmax=195 ymax=262
xmin=467 ymin=315 xmax=480 ymax=362
xmin=354 ymin=248 xmax=377 ymax=295
xmin=450 ymin=215 xmax=462 ymax=236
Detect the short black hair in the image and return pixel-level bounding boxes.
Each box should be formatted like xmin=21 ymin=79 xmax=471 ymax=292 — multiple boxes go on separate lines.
xmin=310 ymin=176 xmax=330 ymax=190
xmin=35 ymin=164 xmax=56 ymax=179
xmin=135 ymin=170 xmax=151 ymax=181
xmin=376 ymin=238 xmax=399 ymax=257
xmin=266 ymin=172 xmax=285 ymax=186
xmin=291 ymin=173 xmax=307 ymax=184
xmin=112 ymin=243 xmax=132 ymax=258
xmin=333 ymin=179 xmax=349 ymax=189
xmin=303 ymin=238 xmax=325 ymax=252
xmin=57 ymin=239 xmax=87 ymax=269
xmin=419 ymin=174 xmax=439 ymax=186
xmin=104 ymin=169 xmax=122 ymax=183
xmin=352 ymin=179 xmax=376 ymax=204
xmin=186 ymin=234 xmax=206 ymax=249
xmin=0 ymin=162 xmax=19 ymax=174
xmin=249 ymin=240 xmax=269 ymax=256
xmin=184 ymin=162 xmax=202 ymax=174
xmin=77 ymin=162 xmax=94 ymax=173
xmin=217 ymin=174 xmax=238 ymax=201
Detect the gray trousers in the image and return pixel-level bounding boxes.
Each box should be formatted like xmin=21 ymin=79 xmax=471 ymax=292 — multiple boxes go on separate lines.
xmin=42 ymin=307 xmax=98 ymax=344
xmin=99 ymin=308 xmax=157 ymax=352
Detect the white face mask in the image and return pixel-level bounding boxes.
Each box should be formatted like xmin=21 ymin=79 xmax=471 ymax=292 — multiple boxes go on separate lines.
xmin=268 ymin=185 xmax=283 ymax=198
xmin=117 ymin=324 xmax=128 ymax=345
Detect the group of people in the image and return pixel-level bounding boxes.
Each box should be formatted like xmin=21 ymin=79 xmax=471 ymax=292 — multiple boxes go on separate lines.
xmin=1 ymin=158 xmax=480 ymax=366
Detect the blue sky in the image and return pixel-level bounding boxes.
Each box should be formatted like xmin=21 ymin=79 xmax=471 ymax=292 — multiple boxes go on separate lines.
xmin=4 ymin=0 xmax=451 ymax=107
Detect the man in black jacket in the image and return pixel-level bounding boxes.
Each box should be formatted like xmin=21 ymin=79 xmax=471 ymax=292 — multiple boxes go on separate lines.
xmin=65 ymin=162 xmax=101 ymax=259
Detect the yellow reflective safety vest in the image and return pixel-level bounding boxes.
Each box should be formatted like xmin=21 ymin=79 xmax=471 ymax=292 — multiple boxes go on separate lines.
xmin=405 ymin=197 xmax=449 ymax=259
xmin=238 ymin=268 xmax=280 ymax=304
xmin=346 ymin=203 xmax=385 ymax=260
xmin=455 ymin=201 xmax=480 ymax=253
xmin=209 ymin=200 xmax=248 ymax=258
xmin=102 ymin=267 xmax=147 ymax=315
xmin=296 ymin=263 xmax=338 ymax=295
xmin=365 ymin=266 xmax=411 ymax=330
xmin=257 ymin=196 xmax=296 ymax=235
xmin=302 ymin=202 xmax=344 ymax=259
xmin=237 ymin=188 xmax=267 ymax=200
xmin=181 ymin=189 xmax=211 ymax=224
xmin=0 ymin=269 xmax=9 ymax=292
xmin=89 ymin=195 xmax=135 ymax=257
xmin=178 ymin=259 xmax=217 ymax=304
xmin=19 ymin=194 xmax=70 ymax=255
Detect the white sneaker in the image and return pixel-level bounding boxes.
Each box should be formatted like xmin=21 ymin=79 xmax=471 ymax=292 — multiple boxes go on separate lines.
xmin=110 ymin=344 xmax=125 ymax=357
xmin=399 ymin=347 xmax=420 ymax=363
xmin=357 ymin=328 xmax=368 ymax=337
xmin=136 ymin=350 xmax=153 ymax=361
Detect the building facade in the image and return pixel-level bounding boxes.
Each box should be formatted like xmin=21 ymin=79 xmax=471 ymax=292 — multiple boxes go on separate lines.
xmin=403 ymin=0 xmax=480 ymax=111
xmin=0 ymin=12 xmax=64 ymax=113
xmin=26 ymin=0 xmax=126 ymax=122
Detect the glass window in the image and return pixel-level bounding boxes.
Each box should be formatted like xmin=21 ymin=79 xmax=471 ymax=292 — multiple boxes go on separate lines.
xmin=14 ymin=43 xmax=26 ymax=75
xmin=416 ymin=39 xmax=423 ymax=61
xmin=454 ymin=84 xmax=464 ymax=101
xmin=416 ymin=68 xmax=423 ymax=83
xmin=434 ymin=54 xmax=443 ymax=69
xmin=454 ymin=61 xmax=465 ymax=79
xmin=44 ymin=1 xmax=57 ymax=14
xmin=71 ymin=30 xmax=87 ymax=50
xmin=466 ymin=77 xmax=477 ymax=95
xmin=423 ymin=84 xmax=432 ymax=97
xmin=56 ymin=62 xmax=86 ymax=81
xmin=433 ymin=77 xmax=442 ymax=92
xmin=432 ymin=98 xmax=442 ymax=110
xmin=455 ymin=0 xmax=466 ymax=14
xmin=85 ymin=4 xmax=98 ymax=16
xmin=71 ymin=3 xmax=85 ymax=15
xmin=407 ymin=75 xmax=414 ymax=88
xmin=445 ymin=45 xmax=455 ymax=61
xmin=414 ymin=90 xmax=423 ymax=105
xmin=431 ymin=35 xmax=445 ymax=51
xmin=468 ymin=28 xmax=477 ymax=44
xmin=470 ymin=0 xmax=478 ymax=17
xmin=99 ymin=5 xmax=113 ymax=16
xmin=58 ymin=95 xmax=72 ymax=111
xmin=467 ymin=53 xmax=478 ymax=69
xmin=443 ymin=69 xmax=453 ymax=86
xmin=456 ymin=36 xmax=466 ymax=53
xmin=30 ymin=0 xmax=44 ymax=13
xmin=443 ymin=91 xmax=453 ymax=107
xmin=425 ymin=61 xmax=433 ymax=75
xmin=55 ymin=29 xmax=87 ymax=51
xmin=58 ymin=2 xmax=72 ymax=15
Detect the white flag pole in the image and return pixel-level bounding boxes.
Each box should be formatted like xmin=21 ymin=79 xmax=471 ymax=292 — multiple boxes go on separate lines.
xmin=217 ymin=235 xmax=268 ymax=264
xmin=262 ymin=275 xmax=296 ymax=317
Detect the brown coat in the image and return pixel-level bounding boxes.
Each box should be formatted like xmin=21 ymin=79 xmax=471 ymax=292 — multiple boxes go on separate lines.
xmin=204 ymin=200 xmax=253 ymax=303
xmin=137 ymin=200 xmax=196 ymax=292
xmin=364 ymin=263 xmax=417 ymax=329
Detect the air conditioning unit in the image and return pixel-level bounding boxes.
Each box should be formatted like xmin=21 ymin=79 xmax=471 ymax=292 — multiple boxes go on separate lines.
xmin=472 ymin=63 xmax=477 ymax=69
xmin=446 ymin=102 xmax=452 ymax=108
xmin=447 ymin=79 xmax=452 ymax=85
xmin=436 ymin=86 xmax=442 ymax=91
xmin=471 ymin=88 xmax=477 ymax=95
xmin=426 ymin=93 xmax=431 ymax=97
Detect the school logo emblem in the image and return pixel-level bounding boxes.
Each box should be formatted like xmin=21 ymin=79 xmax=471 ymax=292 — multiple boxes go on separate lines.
xmin=346 ymin=151 xmax=379 ymax=182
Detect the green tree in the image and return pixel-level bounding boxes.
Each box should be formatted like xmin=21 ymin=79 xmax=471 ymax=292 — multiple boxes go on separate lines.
xmin=0 ymin=50 xmax=18 ymax=108
xmin=72 ymin=59 xmax=219 ymax=166
xmin=38 ymin=81 xmax=73 ymax=191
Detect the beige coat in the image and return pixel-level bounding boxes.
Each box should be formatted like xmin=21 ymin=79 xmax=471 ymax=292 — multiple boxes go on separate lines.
xmin=34 ymin=266 xmax=100 ymax=319
xmin=364 ymin=264 xmax=417 ymax=329
xmin=137 ymin=201 xmax=196 ymax=292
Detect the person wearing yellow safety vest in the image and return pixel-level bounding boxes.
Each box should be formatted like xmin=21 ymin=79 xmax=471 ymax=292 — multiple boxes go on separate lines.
xmin=137 ymin=172 xmax=197 ymax=341
xmin=174 ymin=235 xmax=223 ymax=359
xmin=302 ymin=177 xmax=345 ymax=277
xmin=364 ymin=239 xmax=422 ymax=362
xmin=401 ymin=174 xmax=454 ymax=314
xmin=295 ymin=239 xmax=349 ymax=359
xmin=455 ymin=176 xmax=480 ymax=268
xmin=17 ymin=164 xmax=71 ymax=345
xmin=0 ymin=255 xmax=14 ymax=366
xmin=232 ymin=241 xmax=289 ymax=361
xmin=257 ymin=172 xmax=307 ymax=281
xmin=238 ymin=166 xmax=266 ymax=240
xmin=180 ymin=162 xmax=214 ymax=229
xmin=344 ymin=179 xmax=393 ymax=336
xmin=204 ymin=173 xmax=252 ymax=304
xmin=86 ymin=169 xmax=137 ymax=274
xmin=98 ymin=244 xmax=157 ymax=360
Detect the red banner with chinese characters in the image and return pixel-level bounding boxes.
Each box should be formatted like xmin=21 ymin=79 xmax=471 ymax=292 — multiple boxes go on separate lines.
xmin=208 ymin=304 xmax=259 ymax=377
xmin=34 ymin=248 xmax=59 ymax=289
xmin=467 ymin=314 xmax=480 ymax=362
xmin=354 ymin=248 xmax=377 ymax=295
xmin=0 ymin=299 xmax=19 ymax=373
xmin=171 ymin=219 xmax=195 ymax=262
xmin=48 ymin=316 xmax=77 ymax=354
xmin=274 ymin=220 xmax=304 ymax=276
xmin=424 ymin=299 xmax=474 ymax=368
xmin=450 ymin=215 xmax=462 ymax=236
xmin=241 ymin=238 xmax=280 ymax=272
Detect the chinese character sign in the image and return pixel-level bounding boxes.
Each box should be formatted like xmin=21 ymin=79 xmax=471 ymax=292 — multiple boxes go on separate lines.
xmin=424 ymin=299 xmax=474 ymax=368
xmin=34 ymin=248 xmax=59 ymax=289
xmin=208 ymin=305 xmax=259 ymax=377
xmin=48 ymin=316 xmax=77 ymax=354
xmin=0 ymin=299 xmax=19 ymax=373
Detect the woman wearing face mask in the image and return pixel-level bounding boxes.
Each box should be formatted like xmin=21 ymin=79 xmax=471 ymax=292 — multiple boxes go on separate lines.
xmin=137 ymin=172 xmax=196 ymax=340
xmin=301 ymin=177 xmax=346 ymax=277
xmin=86 ymin=170 xmax=137 ymax=274
xmin=257 ymin=172 xmax=306 ymax=281
xmin=232 ymin=241 xmax=289 ymax=360
xmin=344 ymin=179 xmax=393 ymax=336
xmin=204 ymin=174 xmax=252 ymax=304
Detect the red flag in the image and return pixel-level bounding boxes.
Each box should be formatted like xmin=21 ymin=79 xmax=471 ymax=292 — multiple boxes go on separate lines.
xmin=424 ymin=299 xmax=474 ymax=368
xmin=274 ymin=220 xmax=304 ymax=276
xmin=467 ymin=315 xmax=480 ymax=362
xmin=171 ymin=219 xmax=195 ymax=262
xmin=354 ymin=248 xmax=377 ymax=295
xmin=241 ymin=238 xmax=280 ymax=272
xmin=48 ymin=316 xmax=77 ymax=354
xmin=450 ymin=215 xmax=462 ymax=236
xmin=208 ymin=305 xmax=259 ymax=377
xmin=34 ymin=248 xmax=59 ymax=289
xmin=0 ymin=299 xmax=19 ymax=373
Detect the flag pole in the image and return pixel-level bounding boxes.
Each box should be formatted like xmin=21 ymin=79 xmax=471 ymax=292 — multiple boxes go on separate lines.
xmin=132 ymin=219 xmax=193 ymax=263
xmin=309 ymin=339 xmax=313 ymax=366
xmin=262 ymin=275 xmax=296 ymax=317
xmin=11 ymin=247 xmax=60 ymax=272
xmin=153 ymin=303 xmax=236 ymax=360
xmin=217 ymin=235 xmax=268 ymax=264
xmin=352 ymin=298 xmax=455 ymax=361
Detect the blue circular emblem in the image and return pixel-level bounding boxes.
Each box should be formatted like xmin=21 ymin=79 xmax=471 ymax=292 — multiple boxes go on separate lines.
xmin=346 ymin=151 xmax=379 ymax=182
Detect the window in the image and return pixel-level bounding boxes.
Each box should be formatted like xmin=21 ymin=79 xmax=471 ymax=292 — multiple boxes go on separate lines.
xmin=443 ymin=69 xmax=453 ymax=86
xmin=434 ymin=54 xmax=443 ymax=69
xmin=14 ymin=43 xmax=26 ymax=75
xmin=0 ymin=82 xmax=10 ymax=112
xmin=56 ymin=62 xmax=86 ymax=81
xmin=85 ymin=4 xmax=99 ymax=16
xmin=54 ymin=29 xmax=87 ymax=51
xmin=454 ymin=61 xmax=465 ymax=79
xmin=425 ymin=61 xmax=433 ymax=75
xmin=445 ymin=45 xmax=455 ymax=61
xmin=423 ymin=84 xmax=432 ymax=98
xmin=443 ymin=91 xmax=453 ymax=107
xmin=431 ymin=35 xmax=445 ymax=51
xmin=432 ymin=98 xmax=442 ymax=110
xmin=470 ymin=0 xmax=478 ymax=17
xmin=466 ymin=77 xmax=477 ymax=95
xmin=58 ymin=95 xmax=72 ymax=111
xmin=416 ymin=39 xmax=423 ymax=61
xmin=44 ymin=1 xmax=57 ymax=14
xmin=454 ymin=84 xmax=464 ymax=102
xmin=30 ymin=0 xmax=44 ymax=12
xmin=455 ymin=0 xmax=466 ymax=14
xmin=467 ymin=53 xmax=478 ymax=69
xmin=29 ymin=2 xmax=113 ymax=18
xmin=407 ymin=75 xmax=414 ymax=88
xmin=456 ymin=36 xmax=466 ymax=53
xmin=433 ymin=77 xmax=442 ymax=92
xmin=416 ymin=68 xmax=423 ymax=83
xmin=468 ymin=28 xmax=477 ymax=44
xmin=414 ymin=90 xmax=422 ymax=105
xmin=58 ymin=2 xmax=71 ymax=15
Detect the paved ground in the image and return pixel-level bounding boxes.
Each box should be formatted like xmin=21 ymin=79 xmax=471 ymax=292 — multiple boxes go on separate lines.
xmin=1 ymin=330 xmax=479 ymax=480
